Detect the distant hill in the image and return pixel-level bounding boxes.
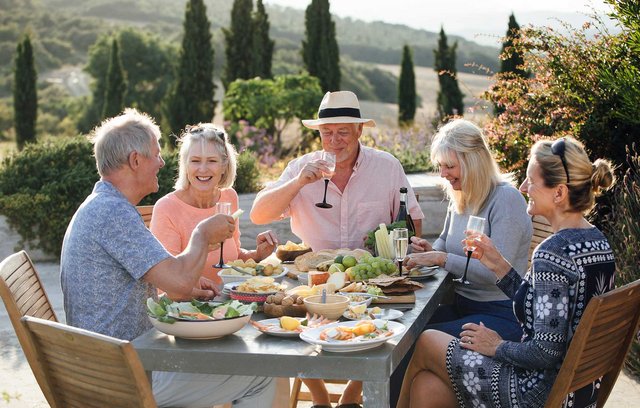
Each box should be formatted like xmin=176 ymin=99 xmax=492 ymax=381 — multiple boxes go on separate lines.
xmin=42 ymin=0 xmax=500 ymax=74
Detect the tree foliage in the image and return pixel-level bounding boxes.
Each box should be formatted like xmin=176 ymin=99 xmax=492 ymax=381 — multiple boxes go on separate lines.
xmin=223 ymin=73 xmax=322 ymax=154
xmin=251 ymin=0 xmax=274 ymax=79
xmin=78 ymin=28 xmax=176 ymax=133
xmin=495 ymin=13 xmax=528 ymax=114
xmin=101 ymin=38 xmax=126 ymax=120
xmin=398 ymin=45 xmax=416 ymax=125
xmin=164 ymin=0 xmax=216 ymax=147
xmin=223 ymin=0 xmax=254 ymax=89
xmin=302 ymin=0 xmax=340 ymax=92
xmin=433 ymin=27 xmax=464 ymax=121
xmin=13 ymin=34 xmax=37 ymax=150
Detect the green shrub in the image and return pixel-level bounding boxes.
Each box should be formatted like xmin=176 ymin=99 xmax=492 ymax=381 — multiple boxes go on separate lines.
xmin=234 ymin=150 xmax=261 ymax=194
xmin=604 ymin=146 xmax=640 ymax=379
xmin=0 ymin=137 xmax=98 ymax=258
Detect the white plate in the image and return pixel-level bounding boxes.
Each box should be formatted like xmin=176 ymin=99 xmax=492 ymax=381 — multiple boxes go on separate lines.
xmin=407 ymin=266 xmax=439 ymax=280
xmin=149 ymin=314 xmax=251 ymax=340
xmin=343 ymin=308 xmax=404 ymax=321
xmin=250 ymin=317 xmax=304 ymax=337
xmin=218 ymin=267 xmax=289 ymax=285
xmin=299 ymin=320 xmax=406 ymax=352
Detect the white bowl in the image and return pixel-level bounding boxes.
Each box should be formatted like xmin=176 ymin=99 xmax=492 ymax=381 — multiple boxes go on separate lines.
xmin=218 ymin=267 xmax=288 ymax=285
xmin=148 ymin=314 xmax=251 ymax=339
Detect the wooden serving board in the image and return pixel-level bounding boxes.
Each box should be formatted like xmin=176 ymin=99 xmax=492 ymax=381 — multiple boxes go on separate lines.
xmin=372 ymin=293 xmax=416 ymax=304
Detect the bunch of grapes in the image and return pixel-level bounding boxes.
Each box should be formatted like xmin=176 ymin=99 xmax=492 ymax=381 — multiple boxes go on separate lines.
xmin=346 ymin=255 xmax=398 ymax=282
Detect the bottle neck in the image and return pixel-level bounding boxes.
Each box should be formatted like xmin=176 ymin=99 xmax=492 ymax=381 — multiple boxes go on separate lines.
xmin=399 ymin=192 xmax=407 ymax=204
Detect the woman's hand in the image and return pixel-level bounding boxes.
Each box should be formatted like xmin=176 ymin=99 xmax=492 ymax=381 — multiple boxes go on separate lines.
xmin=409 ymin=236 xmax=432 ymax=253
xmin=463 ymin=233 xmax=512 ymax=279
xmin=255 ymin=230 xmax=278 ymax=261
xmin=459 ymin=322 xmax=504 ymax=357
xmin=405 ymin=251 xmax=447 ymax=269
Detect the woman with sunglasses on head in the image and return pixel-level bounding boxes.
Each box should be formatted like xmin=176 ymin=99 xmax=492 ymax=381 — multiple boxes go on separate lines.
xmin=398 ymin=136 xmax=616 ymax=408
xmin=150 ymin=124 xmax=278 ymax=286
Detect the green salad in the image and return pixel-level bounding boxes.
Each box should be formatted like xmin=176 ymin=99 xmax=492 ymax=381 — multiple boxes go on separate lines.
xmin=146 ymin=296 xmax=256 ymax=324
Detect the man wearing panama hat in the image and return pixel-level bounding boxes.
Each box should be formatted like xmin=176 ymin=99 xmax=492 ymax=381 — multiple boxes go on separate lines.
xmin=251 ymin=90 xmax=423 ymax=250
xmin=251 ymin=91 xmax=424 ymax=407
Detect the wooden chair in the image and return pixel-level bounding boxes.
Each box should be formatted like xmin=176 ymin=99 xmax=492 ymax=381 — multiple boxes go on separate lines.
xmin=0 ymin=250 xmax=58 ymax=406
xmin=21 ymin=315 xmax=157 ymax=408
xmin=137 ymin=204 xmax=154 ymax=228
xmin=529 ymin=215 xmax=553 ymax=269
xmin=289 ymin=378 xmax=362 ymax=408
xmin=544 ymin=279 xmax=640 ymax=407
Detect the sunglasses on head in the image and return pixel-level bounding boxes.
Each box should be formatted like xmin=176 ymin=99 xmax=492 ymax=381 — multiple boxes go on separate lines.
xmin=186 ymin=125 xmax=226 ymax=141
xmin=551 ymin=138 xmax=570 ymax=183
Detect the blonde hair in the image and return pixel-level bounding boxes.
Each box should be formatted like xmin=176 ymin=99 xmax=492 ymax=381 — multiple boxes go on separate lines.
xmin=90 ymin=108 xmax=160 ymax=177
xmin=431 ymin=119 xmax=508 ymax=214
xmin=174 ymin=124 xmax=237 ymax=190
xmin=531 ymin=137 xmax=615 ymax=213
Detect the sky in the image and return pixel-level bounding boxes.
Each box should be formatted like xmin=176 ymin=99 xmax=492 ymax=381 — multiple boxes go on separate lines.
xmin=263 ymin=0 xmax=616 ymax=46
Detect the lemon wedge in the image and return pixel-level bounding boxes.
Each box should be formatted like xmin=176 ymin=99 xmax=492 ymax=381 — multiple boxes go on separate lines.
xmin=350 ymin=304 xmax=367 ymax=315
xmin=280 ymin=316 xmax=301 ymax=331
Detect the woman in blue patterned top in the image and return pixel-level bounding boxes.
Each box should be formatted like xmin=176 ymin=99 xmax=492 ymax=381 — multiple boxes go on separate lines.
xmin=397 ymin=137 xmax=616 ymax=408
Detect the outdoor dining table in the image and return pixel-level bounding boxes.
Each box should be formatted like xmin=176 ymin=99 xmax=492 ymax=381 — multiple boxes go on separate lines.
xmin=132 ymin=269 xmax=453 ymax=408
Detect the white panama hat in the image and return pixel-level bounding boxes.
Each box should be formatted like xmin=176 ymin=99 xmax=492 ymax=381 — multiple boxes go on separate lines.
xmin=301 ymin=91 xmax=376 ymax=130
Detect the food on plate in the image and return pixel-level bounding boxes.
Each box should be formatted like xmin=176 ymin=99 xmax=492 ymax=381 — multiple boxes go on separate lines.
xmin=294 ymin=248 xmax=370 ymax=272
xmin=343 ymin=305 xmax=382 ymax=320
xmin=309 ymin=270 xmax=330 ymax=285
xmin=250 ymin=313 xmax=334 ymax=334
xmin=343 ymin=255 xmax=398 ymax=282
xmin=367 ymin=276 xmax=424 ymax=295
xmin=319 ymin=319 xmax=392 ymax=341
xmin=275 ymin=241 xmax=313 ymax=261
xmin=340 ymin=282 xmax=384 ymax=296
xmin=236 ymin=277 xmax=284 ymax=293
xmin=146 ymin=296 xmax=255 ymax=323
xmin=221 ymin=259 xmax=284 ymax=277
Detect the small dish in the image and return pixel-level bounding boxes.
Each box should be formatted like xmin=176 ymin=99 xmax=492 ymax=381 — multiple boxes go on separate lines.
xmin=343 ymin=307 xmax=404 ymax=321
xmin=407 ymin=266 xmax=440 ymax=280
xmin=148 ymin=314 xmax=251 ymax=340
xmin=218 ymin=266 xmax=288 ymax=285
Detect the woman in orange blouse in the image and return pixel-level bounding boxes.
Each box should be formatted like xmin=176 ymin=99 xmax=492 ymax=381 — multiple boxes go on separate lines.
xmin=150 ymin=124 xmax=277 ymax=285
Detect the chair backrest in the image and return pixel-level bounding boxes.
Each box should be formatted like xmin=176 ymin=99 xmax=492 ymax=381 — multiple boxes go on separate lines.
xmin=21 ymin=316 xmax=157 ymax=408
xmin=0 ymin=250 xmax=58 ymax=405
xmin=528 ymin=215 xmax=553 ymax=269
xmin=137 ymin=205 xmax=154 ymax=228
xmin=544 ymin=279 xmax=640 ymax=407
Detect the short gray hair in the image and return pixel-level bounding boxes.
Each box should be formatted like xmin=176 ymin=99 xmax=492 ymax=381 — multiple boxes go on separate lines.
xmin=89 ymin=108 xmax=161 ymax=177
xmin=174 ymin=124 xmax=237 ymax=190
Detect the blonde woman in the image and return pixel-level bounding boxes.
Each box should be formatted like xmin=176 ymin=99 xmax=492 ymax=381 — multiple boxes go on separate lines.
xmin=390 ymin=119 xmax=533 ymax=406
xmin=150 ymin=124 xmax=277 ymax=286
xmin=398 ymin=136 xmax=616 ymax=408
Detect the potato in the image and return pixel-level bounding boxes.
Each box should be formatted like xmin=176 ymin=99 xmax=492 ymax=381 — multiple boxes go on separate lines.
xmin=281 ymin=296 xmax=294 ymax=306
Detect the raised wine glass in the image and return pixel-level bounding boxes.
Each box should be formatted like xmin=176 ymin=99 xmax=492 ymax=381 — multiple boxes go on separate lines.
xmin=392 ymin=228 xmax=409 ymax=276
xmin=315 ymin=151 xmax=336 ymax=209
xmin=453 ymin=216 xmax=486 ymax=285
xmin=213 ymin=202 xmax=232 ymax=269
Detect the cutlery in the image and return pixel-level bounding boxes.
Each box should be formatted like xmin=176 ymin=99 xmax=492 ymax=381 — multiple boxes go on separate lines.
xmin=338 ymin=292 xmax=391 ymax=299
xmin=228 ymin=265 xmax=253 ymax=276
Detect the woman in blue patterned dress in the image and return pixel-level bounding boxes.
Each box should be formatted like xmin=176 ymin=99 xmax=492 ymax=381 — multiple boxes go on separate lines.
xmin=397 ymin=137 xmax=616 ymax=408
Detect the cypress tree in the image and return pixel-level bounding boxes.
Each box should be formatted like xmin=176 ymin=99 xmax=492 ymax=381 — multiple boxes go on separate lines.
xmin=434 ymin=27 xmax=464 ymax=120
xmin=102 ymin=38 xmax=126 ymax=120
xmin=398 ymin=44 xmax=416 ymax=125
xmin=302 ymin=0 xmax=340 ymax=92
xmin=13 ymin=34 xmax=37 ymax=150
xmin=251 ymin=0 xmax=274 ymax=79
xmin=165 ymin=0 xmax=216 ymax=148
xmin=495 ymin=13 xmax=528 ymax=114
xmin=223 ymin=0 xmax=254 ymax=88
xmin=500 ymin=14 xmax=527 ymax=78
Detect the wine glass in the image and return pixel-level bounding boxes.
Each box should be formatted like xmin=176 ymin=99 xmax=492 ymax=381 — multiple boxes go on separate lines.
xmin=213 ymin=202 xmax=232 ymax=269
xmin=315 ymin=151 xmax=336 ymax=209
xmin=453 ymin=216 xmax=486 ymax=285
xmin=392 ymin=228 xmax=409 ymax=276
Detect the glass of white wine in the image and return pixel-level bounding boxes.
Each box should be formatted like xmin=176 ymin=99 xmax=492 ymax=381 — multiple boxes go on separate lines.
xmin=315 ymin=151 xmax=336 ymax=209
xmin=213 ymin=202 xmax=232 ymax=268
xmin=453 ymin=215 xmax=486 ymax=285
xmin=392 ymin=228 xmax=409 ymax=275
